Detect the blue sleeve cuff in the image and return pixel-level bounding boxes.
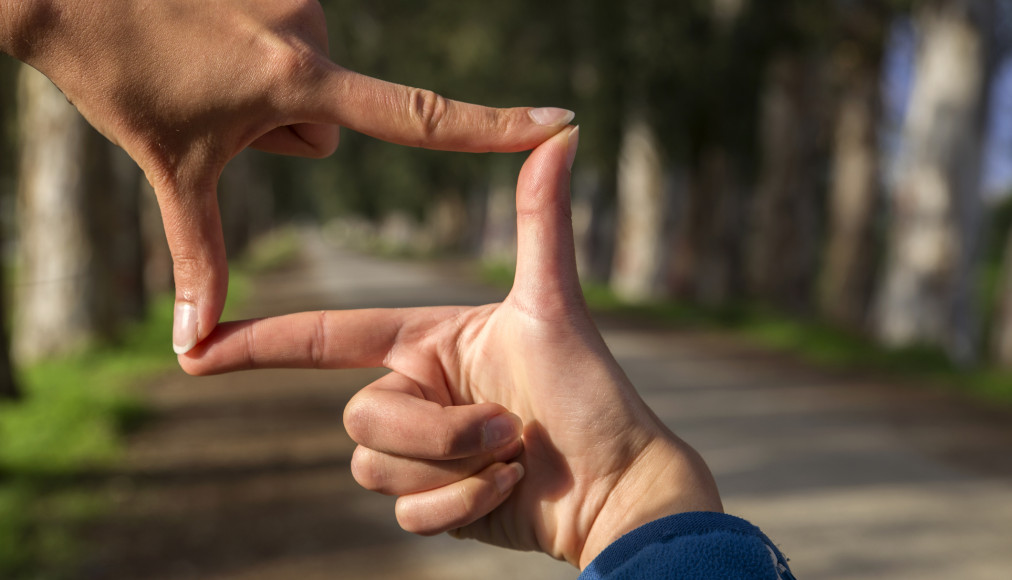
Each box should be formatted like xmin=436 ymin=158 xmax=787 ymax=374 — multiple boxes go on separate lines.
xmin=579 ymin=512 xmax=795 ymax=580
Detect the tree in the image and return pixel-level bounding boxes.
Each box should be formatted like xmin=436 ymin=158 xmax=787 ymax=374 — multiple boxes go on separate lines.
xmin=0 ymin=61 xmax=18 ymax=399
xmin=818 ymin=2 xmax=891 ymax=330
xmin=610 ymin=111 xmax=668 ymax=302
xmin=13 ymin=65 xmax=147 ymax=362
xmin=874 ymin=0 xmax=995 ymax=362
xmin=0 ymin=173 xmax=17 ymax=400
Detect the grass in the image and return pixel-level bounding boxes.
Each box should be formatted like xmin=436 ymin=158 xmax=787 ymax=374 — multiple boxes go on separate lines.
xmin=0 ymin=267 xmax=252 ymax=579
xmin=481 ymin=262 xmax=1012 ymax=405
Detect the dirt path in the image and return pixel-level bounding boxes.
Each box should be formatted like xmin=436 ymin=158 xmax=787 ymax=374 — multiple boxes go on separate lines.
xmin=79 ymin=231 xmax=1012 ymax=580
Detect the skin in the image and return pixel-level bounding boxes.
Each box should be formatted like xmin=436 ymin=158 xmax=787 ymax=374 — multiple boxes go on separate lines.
xmin=180 ymin=130 xmax=724 ymax=570
xmin=0 ymin=0 xmax=575 ymax=355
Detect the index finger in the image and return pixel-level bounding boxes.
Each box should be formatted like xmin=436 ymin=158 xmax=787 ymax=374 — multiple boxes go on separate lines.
xmin=178 ymin=306 xmax=462 ymax=376
xmin=312 ymin=67 xmax=575 ymax=152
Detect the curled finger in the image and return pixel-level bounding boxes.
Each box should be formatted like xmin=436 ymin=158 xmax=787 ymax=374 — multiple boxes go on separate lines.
xmin=350 ymin=439 xmax=523 ymax=497
xmin=395 ymin=462 xmax=525 ymax=537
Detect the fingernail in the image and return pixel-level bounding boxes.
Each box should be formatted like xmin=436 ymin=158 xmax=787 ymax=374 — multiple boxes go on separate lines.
xmin=494 ymin=462 xmax=525 ymax=494
xmin=483 ymin=413 xmax=523 ymax=450
xmin=529 ymin=107 xmax=575 ymax=127
xmin=566 ymin=126 xmax=581 ymax=172
xmin=172 ymin=302 xmax=198 ymax=354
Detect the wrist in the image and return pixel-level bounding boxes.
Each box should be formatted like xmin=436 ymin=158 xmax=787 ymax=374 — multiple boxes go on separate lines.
xmin=577 ymin=435 xmax=723 ymax=569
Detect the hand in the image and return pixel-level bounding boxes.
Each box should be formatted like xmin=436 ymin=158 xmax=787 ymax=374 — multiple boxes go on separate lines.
xmin=178 ymin=128 xmax=722 ymax=569
xmin=1 ymin=0 xmax=575 ymax=354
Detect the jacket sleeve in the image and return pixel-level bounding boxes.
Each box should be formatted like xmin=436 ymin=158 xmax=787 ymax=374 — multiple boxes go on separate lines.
xmin=578 ymin=512 xmax=796 ymax=580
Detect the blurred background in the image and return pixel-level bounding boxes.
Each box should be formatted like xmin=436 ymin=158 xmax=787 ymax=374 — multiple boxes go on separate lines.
xmin=2 ymin=0 xmax=1012 ymax=579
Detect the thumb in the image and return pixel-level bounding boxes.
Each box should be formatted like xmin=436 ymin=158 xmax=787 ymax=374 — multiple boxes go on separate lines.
xmin=150 ymin=172 xmax=229 ymax=355
xmin=511 ymin=126 xmax=581 ymax=314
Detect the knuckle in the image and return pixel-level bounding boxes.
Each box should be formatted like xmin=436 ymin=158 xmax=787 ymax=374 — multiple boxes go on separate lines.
xmin=438 ymin=421 xmax=467 ymax=459
xmin=306 ymin=310 xmax=328 ymax=368
xmin=342 ymin=395 xmax=372 ymax=444
xmin=396 ymin=502 xmax=439 ymax=537
xmin=454 ymin=484 xmax=477 ymax=519
xmin=406 ymin=87 xmax=448 ymax=144
xmin=273 ymin=42 xmax=322 ymax=87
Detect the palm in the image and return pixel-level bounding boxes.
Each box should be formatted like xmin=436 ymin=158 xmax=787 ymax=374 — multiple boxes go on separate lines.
xmin=381 ymin=285 xmax=656 ymax=560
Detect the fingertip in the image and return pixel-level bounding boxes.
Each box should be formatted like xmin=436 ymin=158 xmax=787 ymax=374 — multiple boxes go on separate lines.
xmin=493 ymin=461 xmax=525 ymax=495
xmin=482 ymin=412 xmax=524 ymax=452
xmin=528 ymin=107 xmax=576 ymax=127
xmin=567 ymin=125 xmax=580 ymax=172
xmin=172 ymin=301 xmax=198 ymax=355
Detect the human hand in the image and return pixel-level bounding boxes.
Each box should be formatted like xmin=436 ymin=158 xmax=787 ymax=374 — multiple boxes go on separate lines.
xmin=1 ymin=0 xmax=575 ymax=354
xmin=179 ymin=128 xmax=722 ymax=568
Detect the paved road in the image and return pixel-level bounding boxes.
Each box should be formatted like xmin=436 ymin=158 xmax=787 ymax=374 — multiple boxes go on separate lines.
xmin=82 ymin=232 xmax=1012 ymax=579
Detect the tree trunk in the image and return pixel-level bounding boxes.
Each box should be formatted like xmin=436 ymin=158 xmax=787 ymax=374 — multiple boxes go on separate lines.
xmin=992 ymin=227 xmax=1012 ymax=367
xmin=746 ymin=53 xmax=823 ymax=312
xmin=819 ymin=49 xmax=883 ymax=331
xmin=874 ymin=1 xmax=992 ymax=363
xmin=0 ymin=63 xmax=19 ymax=399
xmin=568 ymin=0 xmax=623 ymax=284
xmin=92 ymin=137 xmax=147 ymax=329
xmin=668 ymin=146 xmax=745 ymax=305
xmin=610 ymin=113 xmax=667 ymax=302
xmin=12 ymin=65 xmax=147 ymax=361
xmin=219 ymin=149 xmax=274 ymax=260
xmin=0 ymin=219 xmax=18 ymax=400
xmin=14 ymin=65 xmax=98 ymax=362
xmin=481 ymin=177 xmax=518 ymax=266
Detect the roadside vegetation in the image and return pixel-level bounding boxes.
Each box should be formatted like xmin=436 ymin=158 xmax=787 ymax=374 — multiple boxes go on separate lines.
xmin=0 ymin=234 xmax=297 ymax=579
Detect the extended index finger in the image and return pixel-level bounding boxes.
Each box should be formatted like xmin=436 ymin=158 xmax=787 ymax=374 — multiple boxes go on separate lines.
xmin=311 ymin=67 xmax=575 ymax=152
xmin=178 ymin=306 xmax=461 ymax=376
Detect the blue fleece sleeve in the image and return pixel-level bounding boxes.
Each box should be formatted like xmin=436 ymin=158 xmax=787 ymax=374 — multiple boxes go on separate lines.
xmin=578 ymin=512 xmax=796 ymax=580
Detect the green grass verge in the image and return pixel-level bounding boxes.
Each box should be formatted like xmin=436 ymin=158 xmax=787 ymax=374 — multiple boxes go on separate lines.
xmin=0 ymin=270 xmax=251 ymax=579
xmin=481 ymin=262 xmax=1012 ymax=405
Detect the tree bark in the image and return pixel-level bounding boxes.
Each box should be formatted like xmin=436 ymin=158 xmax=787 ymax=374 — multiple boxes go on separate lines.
xmin=219 ymin=149 xmax=274 ymax=260
xmin=12 ymin=65 xmax=148 ymax=361
xmin=0 ymin=63 xmax=19 ymax=399
xmin=874 ymin=1 xmax=992 ymax=363
xmin=0 ymin=218 xmax=18 ymax=400
xmin=668 ymin=146 xmax=745 ymax=306
xmin=819 ymin=44 xmax=884 ymax=331
xmin=610 ymin=113 xmax=668 ymax=302
xmin=746 ymin=53 xmax=823 ymax=313
xmin=13 ymin=65 xmax=98 ymax=362
xmin=993 ymin=227 xmax=1012 ymax=367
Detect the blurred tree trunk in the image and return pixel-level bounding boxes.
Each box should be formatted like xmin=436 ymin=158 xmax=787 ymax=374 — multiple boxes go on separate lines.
xmin=569 ymin=0 xmax=623 ymax=284
xmin=481 ymin=163 xmax=518 ymax=265
xmin=993 ymin=228 xmax=1012 ymax=367
xmin=13 ymin=65 xmax=146 ymax=362
xmin=0 ymin=212 xmax=17 ymax=400
xmin=0 ymin=63 xmax=19 ymax=399
xmin=219 ymin=149 xmax=274 ymax=259
xmin=14 ymin=65 xmax=97 ymax=362
xmin=669 ymin=147 xmax=745 ymax=305
xmin=610 ymin=112 xmax=667 ymax=302
xmin=874 ymin=1 xmax=993 ymax=363
xmin=93 ymin=139 xmax=147 ymax=328
xmin=819 ymin=7 xmax=888 ymax=331
xmin=747 ymin=53 xmax=823 ymax=312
